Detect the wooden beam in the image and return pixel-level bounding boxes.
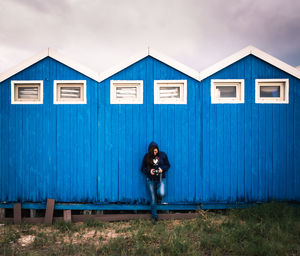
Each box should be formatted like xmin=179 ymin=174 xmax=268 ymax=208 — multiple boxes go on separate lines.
xmin=0 ymin=208 xmax=5 ymax=220
xmin=3 ymin=212 xmax=201 ymax=223
xmin=30 ymin=209 xmax=36 ymax=218
xmin=13 ymin=203 xmax=22 ymax=224
xmin=44 ymin=199 xmax=55 ymax=225
xmin=64 ymin=210 xmax=72 ymax=222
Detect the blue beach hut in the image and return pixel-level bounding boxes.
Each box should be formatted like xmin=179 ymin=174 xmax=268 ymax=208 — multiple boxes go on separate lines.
xmin=0 ymin=46 xmax=299 ymax=212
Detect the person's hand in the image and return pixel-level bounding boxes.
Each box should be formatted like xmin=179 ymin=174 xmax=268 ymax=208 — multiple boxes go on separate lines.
xmin=158 ymin=168 xmax=163 ymax=173
xmin=150 ymin=169 xmax=155 ymax=175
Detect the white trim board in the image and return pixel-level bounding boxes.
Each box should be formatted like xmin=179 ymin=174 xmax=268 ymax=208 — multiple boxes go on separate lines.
xmin=11 ymin=80 xmax=43 ymax=104
xmin=211 ymin=79 xmax=245 ymax=104
xmin=199 ymin=45 xmax=300 ymax=80
xmin=154 ymin=80 xmax=187 ymax=104
xmin=53 ymin=80 xmax=87 ymax=104
xmin=110 ymin=80 xmax=143 ymax=104
xmin=99 ymin=48 xmax=200 ymax=82
xmin=0 ymin=48 xmax=100 ymax=82
xmin=255 ymin=78 xmax=289 ymax=104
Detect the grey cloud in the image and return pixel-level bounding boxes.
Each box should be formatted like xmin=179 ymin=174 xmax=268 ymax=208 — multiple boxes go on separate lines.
xmin=0 ymin=0 xmax=300 ymax=73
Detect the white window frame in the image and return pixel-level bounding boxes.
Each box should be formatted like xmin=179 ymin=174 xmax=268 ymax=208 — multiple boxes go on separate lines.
xmin=110 ymin=80 xmax=143 ymax=104
xmin=255 ymin=79 xmax=289 ymax=104
xmin=211 ymin=79 xmax=244 ymax=104
xmin=154 ymin=80 xmax=187 ymax=104
xmin=54 ymin=80 xmax=87 ymax=104
xmin=11 ymin=80 xmax=43 ymax=104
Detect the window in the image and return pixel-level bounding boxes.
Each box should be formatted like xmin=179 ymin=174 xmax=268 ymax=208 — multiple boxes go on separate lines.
xmin=211 ymin=79 xmax=244 ymax=104
xmin=11 ymin=81 xmax=43 ymax=104
xmin=110 ymin=80 xmax=143 ymax=104
xmin=154 ymin=80 xmax=187 ymax=104
xmin=255 ymin=79 xmax=289 ymax=103
xmin=54 ymin=80 xmax=86 ymax=104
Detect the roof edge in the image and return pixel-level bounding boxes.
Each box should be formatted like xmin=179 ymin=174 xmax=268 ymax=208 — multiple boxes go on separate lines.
xmin=199 ymin=45 xmax=300 ymax=80
xmin=149 ymin=49 xmax=200 ymax=81
xmin=99 ymin=48 xmax=200 ymax=82
xmin=0 ymin=49 xmax=49 ymax=83
xmin=0 ymin=48 xmax=100 ymax=82
xmin=99 ymin=49 xmax=149 ymax=82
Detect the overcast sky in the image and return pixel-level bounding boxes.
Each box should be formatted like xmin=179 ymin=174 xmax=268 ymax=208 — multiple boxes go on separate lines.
xmin=0 ymin=0 xmax=300 ymax=74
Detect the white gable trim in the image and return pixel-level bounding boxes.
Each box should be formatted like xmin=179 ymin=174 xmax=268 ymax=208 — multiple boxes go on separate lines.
xmin=199 ymin=45 xmax=300 ymax=80
xmin=99 ymin=49 xmax=149 ymax=82
xmin=99 ymin=48 xmax=200 ymax=82
xmin=0 ymin=49 xmax=100 ymax=82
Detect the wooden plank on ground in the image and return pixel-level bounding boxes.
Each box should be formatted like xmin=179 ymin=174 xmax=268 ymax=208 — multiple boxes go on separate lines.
xmin=64 ymin=210 xmax=72 ymax=222
xmin=14 ymin=203 xmax=22 ymax=224
xmin=71 ymin=212 xmax=201 ymax=222
xmin=4 ymin=212 xmax=200 ymax=223
xmin=44 ymin=199 xmax=55 ymax=225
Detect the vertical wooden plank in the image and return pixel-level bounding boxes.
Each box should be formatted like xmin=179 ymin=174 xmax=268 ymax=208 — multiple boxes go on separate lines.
xmin=104 ymin=80 xmax=112 ymax=201
xmin=14 ymin=203 xmax=21 ymax=224
xmin=286 ymin=78 xmax=294 ymax=200
xmin=279 ymin=103 xmax=287 ymax=200
xmin=258 ymin=104 xmax=266 ymax=202
xmin=8 ymin=84 xmax=16 ymax=202
xmin=0 ymin=208 xmax=5 ymax=220
xmin=126 ymin=104 xmax=133 ymax=202
xmin=202 ymin=80 xmax=210 ymax=202
xmin=244 ymin=56 xmax=253 ymax=202
xmin=188 ymin=80 xmax=196 ymax=202
xmin=209 ymin=97 xmax=217 ymax=202
xmin=98 ymin=79 xmax=105 ymax=202
xmin=230 ymin=104 xmax=238 ymax=202
xmin=146 ymin=57 xmax=154 ymax=146
xmin=118 ymin=103 xmax=125 ymax=201
xmin=294 ymin=79 xmax=300 ymax=201
xmin=64 ymin=210 xmax=72 ymax=222
xmin=196 ymin=80 xmax=203 ymax=203
xmin=265 ymin=104 xmax=273 ymax=201
xmin=223 ymin=105 xmax=231 ymax=202
xmin=111 ymin=103 xmax=120 ymax=202
xmin=30 ymin=209 xmax=36 ymax=218
xmin=216 ymin=105 xmax=224 ymax=201
xmin=92 ymin=81 xmax=99 ymax=202
xmin=251 ymin=87 xmax=259 ymax=202
xmin=44 ymin=199 xmax=55 ymax=225
xmin=272 ymin=104 xmax=280 ymax=200
xmin=2 ymin=82 xmax=9 ymax=202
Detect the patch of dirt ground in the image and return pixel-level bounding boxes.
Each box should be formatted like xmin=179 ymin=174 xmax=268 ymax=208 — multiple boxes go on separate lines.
xmin=18 ymin=235 xmax=35 ymax=247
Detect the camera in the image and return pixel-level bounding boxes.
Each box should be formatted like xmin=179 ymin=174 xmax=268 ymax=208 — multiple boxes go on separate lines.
xmin=153 ymin=169 xmax=160 ymax=175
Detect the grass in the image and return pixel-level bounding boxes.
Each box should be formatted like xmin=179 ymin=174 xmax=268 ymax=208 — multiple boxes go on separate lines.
xmin=0 ymin=202 xmax=300 ymax=255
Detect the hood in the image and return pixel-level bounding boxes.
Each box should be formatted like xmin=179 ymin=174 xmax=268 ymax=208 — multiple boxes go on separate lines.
xmin=148 ymin=141 xmax=159 ymax=151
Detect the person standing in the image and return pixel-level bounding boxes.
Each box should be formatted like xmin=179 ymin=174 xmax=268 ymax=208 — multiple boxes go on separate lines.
xmin=141 ymin=142 xmax=170 ymax=223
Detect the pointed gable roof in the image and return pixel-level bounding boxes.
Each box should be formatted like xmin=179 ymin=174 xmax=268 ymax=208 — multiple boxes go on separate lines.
xmin=199 ymin=45 xmax=300 ymax=80
xmin=0 ymin=48 xmax=100 ymax=82
xmin=99 ymin=48 xmax=200 ymax=82
xmin=1 ymin=46 xmax=299 ymax=83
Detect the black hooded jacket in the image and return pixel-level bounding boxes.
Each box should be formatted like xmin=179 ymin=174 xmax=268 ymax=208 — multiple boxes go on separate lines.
xmin=141 ymin=142 xmax=170 ymax=181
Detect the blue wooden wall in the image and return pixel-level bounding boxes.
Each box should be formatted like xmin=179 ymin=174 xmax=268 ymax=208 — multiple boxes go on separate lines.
xmin=201 ymin=55 xmax=300 ymax=203
xmin=0 ymin=54 xmax=299 ymax=206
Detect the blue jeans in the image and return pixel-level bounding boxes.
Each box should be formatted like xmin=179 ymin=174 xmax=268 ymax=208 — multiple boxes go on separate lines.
xmin=146 ymin=178 xmax=166 ymax=219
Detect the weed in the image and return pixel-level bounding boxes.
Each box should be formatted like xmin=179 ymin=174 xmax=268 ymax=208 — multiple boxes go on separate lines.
xmin=82 ymin=218 xmax=107 ymax=229
xmin=53 ymin=220 xmax=75 ymax=233
xmin=32 ymin=232 xmax=49 ymax=248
